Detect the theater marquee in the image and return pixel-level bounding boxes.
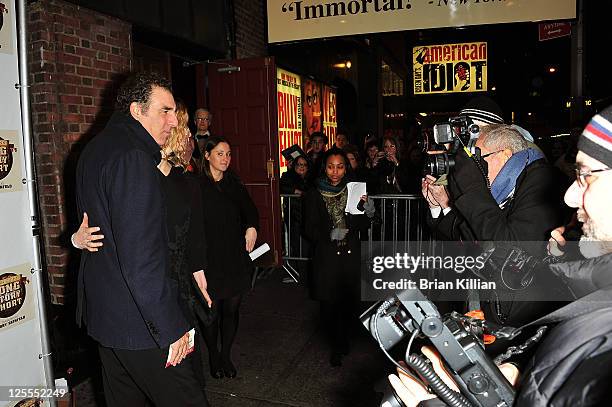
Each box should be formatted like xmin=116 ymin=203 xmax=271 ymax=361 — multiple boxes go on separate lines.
xmin=267 ymin=0 xmax=576 ymax=43
xmin=413 ymin=42 xmax=487 ymax=95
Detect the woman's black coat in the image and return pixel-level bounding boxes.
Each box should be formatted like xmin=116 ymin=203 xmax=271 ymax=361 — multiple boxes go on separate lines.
xmin=302 ymin=187 xmax=370 ymax=302
xmin=199 ymin=171 xmax=259 ymax=300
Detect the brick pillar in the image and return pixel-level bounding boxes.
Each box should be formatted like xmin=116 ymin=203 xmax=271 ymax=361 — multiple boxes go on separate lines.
xmin=233 ymin=0 xmax=267 ymax=59
xmin=27 ymin=0 xmax=132 ymax=304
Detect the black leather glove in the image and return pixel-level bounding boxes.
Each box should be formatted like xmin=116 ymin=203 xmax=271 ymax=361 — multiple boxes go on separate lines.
xmin=447 ymin=148 xmax=489 ymax=199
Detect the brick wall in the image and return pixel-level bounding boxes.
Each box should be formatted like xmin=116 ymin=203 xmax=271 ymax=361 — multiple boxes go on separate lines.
xmin=233 ymin=0 xmax=267 ymax=59
xmin=28 ymin=0 xmax=132 ymax=304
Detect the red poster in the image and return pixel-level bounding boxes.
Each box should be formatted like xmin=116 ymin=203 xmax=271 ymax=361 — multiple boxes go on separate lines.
xmin=323 ymin=86 xmax=337 ymax=146
xmin=302 ymin=79 xmax=322 ymax=149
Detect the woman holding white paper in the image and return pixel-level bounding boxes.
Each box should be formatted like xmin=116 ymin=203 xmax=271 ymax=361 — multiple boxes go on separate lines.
xmin=198 ymin=135 xmax=259 ymax=379
xmin=303 ymin=147 xmax=375 ymax=367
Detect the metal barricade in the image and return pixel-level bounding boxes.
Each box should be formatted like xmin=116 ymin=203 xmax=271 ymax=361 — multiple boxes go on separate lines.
xmin=367 ymin=194 xmax=434 ymax=257
xmin=281 ymin=193 xmax=308 ymax=282
xmin=280 ymin=193 xmax=433 ymax=282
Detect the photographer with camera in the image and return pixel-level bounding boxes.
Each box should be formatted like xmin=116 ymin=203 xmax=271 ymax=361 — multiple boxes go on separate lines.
xmin=423 ymin=121 xmax=562 ymax=328
xmin=385 ymin=106 xmax=612 ymax=407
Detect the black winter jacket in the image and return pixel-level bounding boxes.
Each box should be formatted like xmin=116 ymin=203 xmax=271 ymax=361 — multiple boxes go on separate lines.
xmin=430 ymin=158 xmax=560 ymax=242
xmin=516 ymin=253 xmax=612 ymax=406
xmin=418 ymin=254 xmax=612 ymax=407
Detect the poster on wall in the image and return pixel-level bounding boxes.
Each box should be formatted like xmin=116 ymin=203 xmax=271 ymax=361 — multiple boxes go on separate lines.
xmin=413 ymin=42 xmax=488 ymax=95
xmin=322 ymin=85 xmax=337 ymax=146
xmin=0 ymin=2 xmax=14 ymax=54
xmin=302 ymin=78 xmax=322 ymax=149
xmin=0 ymin=130 xmax=22 ymax=192
xmin=276 ymin=68 xmax=302 ymax=174
xmin=0 ymin=264 xmax=35 ymax=332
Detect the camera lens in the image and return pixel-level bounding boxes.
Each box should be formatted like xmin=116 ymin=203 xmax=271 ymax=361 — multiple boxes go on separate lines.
xmin=424 ymin=152 xmax=455 ymax=178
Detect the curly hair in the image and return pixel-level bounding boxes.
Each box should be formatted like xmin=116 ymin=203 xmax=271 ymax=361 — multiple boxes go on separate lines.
xmin=162 ymin=99 xmax=191 ymax=168
xmin=115 ymin=71 xmax=172 ymax=115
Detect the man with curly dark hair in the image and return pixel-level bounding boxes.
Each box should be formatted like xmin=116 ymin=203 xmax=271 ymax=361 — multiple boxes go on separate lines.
xmin=75 ymin=72 xmax=209 ymax=406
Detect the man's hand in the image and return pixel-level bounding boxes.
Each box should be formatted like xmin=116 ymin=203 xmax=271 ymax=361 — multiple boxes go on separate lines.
xmin=448 ymin=149 xmax=489 ymax=198
xmin=72 ymin=212 xmax=104 ymax=252
xmin=548 ymin=226 xmax=566 ymax=257
xmin=422 ymin=175 xmax=450 ymax=209
xmin=192 ymin=270 xmax=212 ymax=308
xmin=245 ymin=227 xmax=257 ymax=252
xmin=168 ymin=331 xmax=190 ymax=367
xmin=388 ymin=346 xmax=519 ymax=407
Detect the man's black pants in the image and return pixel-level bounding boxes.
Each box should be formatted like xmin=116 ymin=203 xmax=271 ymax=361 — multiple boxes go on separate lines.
xmin=98 ymin=345 xmax=209 ymax=407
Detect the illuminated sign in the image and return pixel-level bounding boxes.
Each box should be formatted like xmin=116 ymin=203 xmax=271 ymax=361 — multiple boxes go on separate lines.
xmin=413 ymin=42 xmax=487 ymax=95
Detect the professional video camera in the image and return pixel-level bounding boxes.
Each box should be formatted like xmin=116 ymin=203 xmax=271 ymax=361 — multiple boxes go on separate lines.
xmin=361 ymin=288 xmax=517 ymax=407
xmin=423 ymin=115 xmax=481 ymax=178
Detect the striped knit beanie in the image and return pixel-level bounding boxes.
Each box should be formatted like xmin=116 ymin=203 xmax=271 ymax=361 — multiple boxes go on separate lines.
xmin=460 ymin=96 xmax=504 ymax=125
xmin=579 ymin=105 xmax=612 ymax=168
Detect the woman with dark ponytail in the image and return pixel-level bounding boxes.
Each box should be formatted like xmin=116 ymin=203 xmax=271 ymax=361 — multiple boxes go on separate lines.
xmin=199 ymin=135 xmax=259 ymax=379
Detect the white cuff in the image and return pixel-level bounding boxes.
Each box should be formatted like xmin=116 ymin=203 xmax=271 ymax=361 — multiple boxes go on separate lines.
xmin=430 ymin=207 xmax=442 ymax=218
xmin=430 ymin=207 xmax=451 ymax=219
xmin=71 ymin=233 xmax=83 ymax=249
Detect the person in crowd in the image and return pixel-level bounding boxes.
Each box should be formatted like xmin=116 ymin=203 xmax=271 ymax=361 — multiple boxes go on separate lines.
xmin=363 ymin=139 xmax=382 ymax=193
xmin=376 ymin=134 xmax=409 ymax=194
xmin=423 ymin=124 xmax=561 ymax=331
xmin=343 ymin=144 xmax=361 ymax=173
xmin=389 ymin=105 xmax=612 ymax=407
xmin=364 ymin=139 xmax=381 ymax=169
xmin=280 ymin=155 xmax=311 ymax=281
xmin=307 ymin=131 xmax=328 ymax=181
xmin=199 ymin=135 xmax=259 ymax=379
xmin=303 ymin=147 xmax=375 ymax=367
xmin=280 ymin=155 xmax=311 ymax=196
xmin=74 ymin=72 xmax=209 ymax=406
xmin=192 ymin=108 xmax=213 ymax=170
xmin=72 ymin=98 xmax=214 ymax=392
xmin=334 ymin=129 xmax=349 ymax=150
xmin=344 ymin=143 xmax=375 ymax=190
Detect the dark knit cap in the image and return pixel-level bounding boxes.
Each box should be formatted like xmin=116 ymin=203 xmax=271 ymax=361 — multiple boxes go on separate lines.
xmin=579 ymin=105 xmax=612 ymax=168
xmin=460 ymin=96 xmax=504 ymax=124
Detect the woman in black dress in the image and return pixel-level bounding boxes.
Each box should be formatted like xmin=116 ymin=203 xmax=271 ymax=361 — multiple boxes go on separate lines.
xmin=302 ymin=147 xmax=373 ymax=367
xmin=199 ymin=135 xmax=259 ymax=379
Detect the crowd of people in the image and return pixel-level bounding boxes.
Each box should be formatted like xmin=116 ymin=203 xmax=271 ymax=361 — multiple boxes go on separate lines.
xmin=69 ymin=71 xmax=612 ymax=406
xmin=72 ymin=72 xmax=258 ymax=406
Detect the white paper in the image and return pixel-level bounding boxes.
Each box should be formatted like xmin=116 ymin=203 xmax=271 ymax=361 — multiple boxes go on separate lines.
xmin=166 ymin=328 xmax=195 ymax=367
xmin=249 ymin=243 xmax=270 ymax=260
xmin=345 ymin=182 xmax=367 ymax=214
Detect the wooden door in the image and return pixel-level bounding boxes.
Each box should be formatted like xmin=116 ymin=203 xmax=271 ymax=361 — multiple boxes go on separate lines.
xmin=208 ymin=57 xmax=281 ymax=266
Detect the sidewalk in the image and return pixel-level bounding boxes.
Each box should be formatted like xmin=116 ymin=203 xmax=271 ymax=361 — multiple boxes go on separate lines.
xmin=73 ymin=268 xmax=391 ymax=406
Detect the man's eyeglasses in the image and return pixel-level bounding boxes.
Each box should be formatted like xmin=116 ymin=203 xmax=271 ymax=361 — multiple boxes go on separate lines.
xmin=575 ymin=165 xmax=611 ymax=187
xmin=196 ymin=117 xmax=211 ymax=122
xmin=481 ymin=150 xmax=503 ymax=159
xmin=295 ymin=162 xmax=308 ymax=168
